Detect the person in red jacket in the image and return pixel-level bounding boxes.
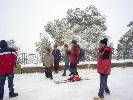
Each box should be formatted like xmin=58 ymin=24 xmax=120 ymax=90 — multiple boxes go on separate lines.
xmin=68 ymin=40 xmax=81 ymax=81
xmin=94 ymin=38 xmax=112 ymax=100
xmin=0 ymin=40 xmax=18 ymax=100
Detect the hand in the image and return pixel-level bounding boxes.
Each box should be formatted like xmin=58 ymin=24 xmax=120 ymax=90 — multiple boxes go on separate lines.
xmin=43 ymin=63 xmax=45 ymax=66
xmin=74 ymin=59 xmax=79 ymax=64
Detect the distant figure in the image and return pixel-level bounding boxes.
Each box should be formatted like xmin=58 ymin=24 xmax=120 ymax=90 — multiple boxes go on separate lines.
xmin=67 ymin=40 xmax=80 ymax=81
xmin=94 ymin=38 xmax=112 ymax=100
xmin=52 ymin=45 xmax=61 ymax=74
xmin=0 ymin=40 xmax=18 ymax=100
xmin=43 ymin=48 xmax=54 ymax=80
xmin=62 ymin=44 xmax=70 ymax=76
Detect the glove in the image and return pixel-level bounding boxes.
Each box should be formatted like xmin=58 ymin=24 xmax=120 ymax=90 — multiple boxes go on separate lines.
xmin=8 ymin=74 xmax=14 ymax=79
xmin=43 ymin=63 xmax=45 ymax=66
xmin=74 ymin=59 xmax=79 ymax=65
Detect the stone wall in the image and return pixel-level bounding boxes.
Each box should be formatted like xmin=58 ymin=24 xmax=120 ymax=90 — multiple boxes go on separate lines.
xmin=15 ymin=62 xmax=133 ymax=74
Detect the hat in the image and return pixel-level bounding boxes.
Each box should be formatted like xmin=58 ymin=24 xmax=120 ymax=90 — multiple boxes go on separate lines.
xmin=71 ymin=39 xmax=77 ymax=45
xmin=0 ymin=40 xmax=8 ymax=49
xmin=100 ymin=38 xmax=108 ymax=46
xmin=64 ymin=44 xmax=68 ymax=47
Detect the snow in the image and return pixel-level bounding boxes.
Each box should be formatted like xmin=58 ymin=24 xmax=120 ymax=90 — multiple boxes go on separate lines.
xmin=21 ymin=63 xmax=43 ymax=68
xmin=3 ymin=67 xmax=133 ymax=100
xmin=21 ymin=59 xmax=133 ymax=68
xmin=111 ymin=59 xmax=133 ymax=63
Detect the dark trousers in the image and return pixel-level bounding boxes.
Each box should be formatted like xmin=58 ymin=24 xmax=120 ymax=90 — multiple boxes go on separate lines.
xmin=98 ymin=74 xmax=110 ymax=97
xmin=54 ymin=60 xmax=59 ymax=72
xmin=0 ymin=74 xmax=14 ymax=99
xmin=69 ymin=62 xmax=78 ymax=75
xmin=45 ymin=67 xmax=53 ymax=79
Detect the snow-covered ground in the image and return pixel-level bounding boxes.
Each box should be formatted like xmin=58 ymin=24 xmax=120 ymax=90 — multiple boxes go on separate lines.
xmin=21 ymin=59 xmax=133 ymax=68
xmin=3 ymin=67 xmax=133 ymax=100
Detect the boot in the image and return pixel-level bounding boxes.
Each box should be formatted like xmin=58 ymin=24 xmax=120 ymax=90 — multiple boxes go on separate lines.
xmin=9 ymin=92 xmax=18 ymax=98
xmin=69 ymin=72 xmax=73 ymax=76
xmin=93 ymin=97 xmax=104 ymax=100
xmin=62 ymin=70 xmax=66 ymax=76
xmin=0 ymin=98 xmax=3 ymax=100
xmin=45 ymin=71 xmax=49 ymax=78
xmin=0 ymin=96 xmax=3 ymax=100
xmin=105 ymin=90 xmax=110 ymax=94
xmin=49 ymin=72 xmax=53 ymax=80
xmin=50 ymin=77 xmax=53 ymax=80
xmin=55 ymin=70 xmax=58 ymax=74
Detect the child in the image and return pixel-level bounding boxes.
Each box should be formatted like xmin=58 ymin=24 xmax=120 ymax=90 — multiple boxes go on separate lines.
xmin=68 ymin=40 xmax=80 ymax=81
xmin=52 ymin=45 xmax=61 ymax=74
xmin=62 ymin=44 xmax=70 ymax=76
xmin=43 ymin=48 xmax=54 ymax=80
xmin=94 ymin=38 xmax=112 ymax=100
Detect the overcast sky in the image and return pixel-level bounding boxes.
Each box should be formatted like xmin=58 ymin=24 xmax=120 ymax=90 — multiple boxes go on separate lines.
xmin=0 ymin=0 xmax=133 ymax=53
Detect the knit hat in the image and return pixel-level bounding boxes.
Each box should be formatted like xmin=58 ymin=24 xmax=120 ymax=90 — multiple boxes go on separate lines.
xmin=71 ymin=39 xmax=77 ymax=45
xmin=64 ymin=44 xmax=68 ymax=47
xmin=99 ymin=38 xmax=108 ymax=46
xmin=0 ymin=40 xmax=8 ymax=49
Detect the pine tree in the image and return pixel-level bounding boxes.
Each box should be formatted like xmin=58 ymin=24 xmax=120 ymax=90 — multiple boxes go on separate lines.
xmin=117 ymin=21 xmax=133 ymax=59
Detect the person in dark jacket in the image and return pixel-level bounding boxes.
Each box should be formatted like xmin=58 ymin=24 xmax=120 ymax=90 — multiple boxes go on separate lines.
xmin=67 ymin=40 xmax=80 ymax=81
xmin=52 ymin=45 xmax=61 ymax=74
xmin=94 ymin=38 xmax=112 ymax=100
xmin=0 ymin=40 xmax=18 ymax=100
xmin=62 ymin=44 xmax=70 ymax=76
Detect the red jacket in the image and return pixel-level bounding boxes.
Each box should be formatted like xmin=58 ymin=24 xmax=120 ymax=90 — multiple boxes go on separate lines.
xmin=69 ymin=45 xmax=80 ymax=63
xmin=97 ymin=47 xmax=112 ymax=75
xmin=0 ymin=48 xmax=17 ymax=75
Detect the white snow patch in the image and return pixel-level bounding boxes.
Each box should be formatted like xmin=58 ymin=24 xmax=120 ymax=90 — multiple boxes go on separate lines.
xmin=3 ymin=67 xmax=133 ymax=100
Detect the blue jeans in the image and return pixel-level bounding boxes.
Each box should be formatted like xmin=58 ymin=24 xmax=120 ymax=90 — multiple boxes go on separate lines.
xmin=98 ymin=74 xmax=110 ymax=97
xmin=64 ymin=61 xmax=69 ymax=70
xmin=0 ymin=74 xmax=14 ymax=99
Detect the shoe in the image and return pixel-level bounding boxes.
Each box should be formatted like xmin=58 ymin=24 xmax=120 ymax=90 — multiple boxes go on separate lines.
xmin=55 ymin=70 xmax=58 ymax=74
xmin=62 ymin=70 xmax=66 ymax=76
xmin=9 ymin=93 xmax=18 ymax=98
xmin=105 ymin=90 xmax=110 ymax=94
xmin=94 ymin=97 xmax=104 ymax=100
xmin=50 ymin=77 xmax=53 ymax=80
xmin=62 ymin=72 xmax=66 ymax=76
xmin=62 ymin=73 xmax=66 ymax=76
xmin=69 ymin=73 xmax=73 ymax=76
xmin=45 ymin=73 xmax=49 ymax=78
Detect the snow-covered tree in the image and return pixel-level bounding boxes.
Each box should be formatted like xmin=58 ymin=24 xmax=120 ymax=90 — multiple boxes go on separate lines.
xmin=116 ymin=21 xmax=133 ymax=59
xmin=35 ymin=33 xmax=54 ymax=55
xmin=7 ymin=39 xmax=21 ymax=54
xmin=44 ymin=18 xmax=70 ymax=46
xmin=7 ymin=39 xmax=21 ymax=63
xmin=39 ymin=5 xmax=108 ymax=60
